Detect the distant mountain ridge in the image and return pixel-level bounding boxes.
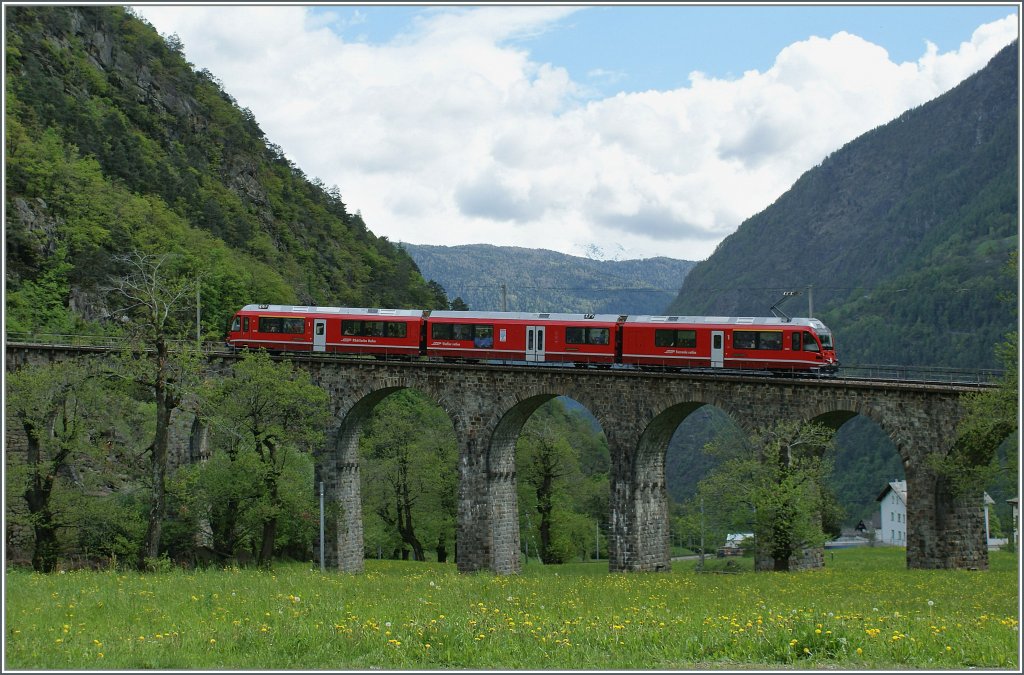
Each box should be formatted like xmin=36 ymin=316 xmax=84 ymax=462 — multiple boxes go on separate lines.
xmin=667 ymin=41 xmax=1019 ymax=370
xmin=403 ymin=243 xmax=696 ymax=315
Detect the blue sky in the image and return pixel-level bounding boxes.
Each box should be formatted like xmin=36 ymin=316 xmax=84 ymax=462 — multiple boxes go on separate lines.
xmin=135 ymin=3 xmax=1019 ymax=261
xmin=311 ymin=4 xmax=1018 ymax=96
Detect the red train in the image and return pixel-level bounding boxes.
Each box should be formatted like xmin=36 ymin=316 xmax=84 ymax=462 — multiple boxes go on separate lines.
xmin=226 ymin=305 xmax=839 ymax=375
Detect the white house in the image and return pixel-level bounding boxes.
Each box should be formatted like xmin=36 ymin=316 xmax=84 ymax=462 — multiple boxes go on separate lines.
xmin=876 ymin=480 xmax=907 ymax=546
xmin=876 ymin=481 xmax=1007 ymax=549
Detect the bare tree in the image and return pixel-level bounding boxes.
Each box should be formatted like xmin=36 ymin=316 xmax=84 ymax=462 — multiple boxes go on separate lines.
xmin=106 ymin=251 xmax=199 ymax=570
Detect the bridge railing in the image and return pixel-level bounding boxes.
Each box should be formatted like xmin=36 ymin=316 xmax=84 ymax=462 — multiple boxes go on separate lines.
xmin=4 ymin=333 xmax=230 ymax=355
xmin=840 ymin=363 xmax=1005 ymax=385
xmin=5 ymin=334 xmax=1006 ymax=384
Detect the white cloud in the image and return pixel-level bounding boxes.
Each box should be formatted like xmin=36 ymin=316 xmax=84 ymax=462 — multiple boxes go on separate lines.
xmin=133 ymin=6 xmax=1018 ymax=261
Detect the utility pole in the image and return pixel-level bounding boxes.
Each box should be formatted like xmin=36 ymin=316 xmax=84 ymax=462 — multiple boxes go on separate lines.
xmin=196 ymin=280 xmax=201 ymax=344
xmin=319 ymin=481 xmax=325 ymax=572
xmin=501 ymin=283 xmax=508 ymax=312
xmin=699 ymin=496 xmax=706 ymax=570
xmin=808 ymin=284 xmax=814 ymax=318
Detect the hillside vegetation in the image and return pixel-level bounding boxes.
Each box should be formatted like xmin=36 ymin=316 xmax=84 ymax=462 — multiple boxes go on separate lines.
xmin=667 ymin=41 xmax=1019 ymax=370
xmin=403 ymin=243 xmax=695 ymax=315
xmin=5 ymin=6 xmax=446 ymax=338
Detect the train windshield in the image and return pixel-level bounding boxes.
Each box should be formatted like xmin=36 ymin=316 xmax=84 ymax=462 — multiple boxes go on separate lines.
xmin=818 ymin=330 xmax=834 ymax=350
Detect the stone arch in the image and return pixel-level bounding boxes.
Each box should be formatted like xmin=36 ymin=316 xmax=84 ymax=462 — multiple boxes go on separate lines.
xmin=805 ymin=399 xmax=912 ymax=470
xmin=315 ymin=377 xmax=455 ymax=573
xmin=620 ymin=396 xmax=746 ymax=572
xmin=481 ymin=382 xmax=609 ymax=574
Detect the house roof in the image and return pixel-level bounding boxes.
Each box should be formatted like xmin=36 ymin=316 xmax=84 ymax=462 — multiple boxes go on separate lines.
xmin=876 ymin=480 xmax=907 ymax=504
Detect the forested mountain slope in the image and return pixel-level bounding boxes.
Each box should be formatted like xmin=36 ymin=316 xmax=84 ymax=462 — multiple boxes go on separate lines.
xmin=667 ymin=41 xmax=1019 ymax=370
xmin=5 ymin=6 xmax=446 ymax=337
xmin=403 ymin=243 xmax=695 ymax=314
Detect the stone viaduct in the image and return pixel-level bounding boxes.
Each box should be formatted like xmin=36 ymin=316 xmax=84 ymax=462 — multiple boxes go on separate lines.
xmin=5 ymin=343 xmax=992 ymax=573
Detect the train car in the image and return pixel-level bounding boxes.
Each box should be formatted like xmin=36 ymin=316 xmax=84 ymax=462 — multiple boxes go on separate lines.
xmin=424 ymin=311 xmax=622 ymax=365
xmin=620 ymin=315 xmax=838 ymax=374
xmin=226 ymin=304 xmax=424 ymax=357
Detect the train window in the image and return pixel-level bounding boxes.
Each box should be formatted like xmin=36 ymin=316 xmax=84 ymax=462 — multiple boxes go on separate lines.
xmin=818 ymin=331 xmax=833 ymax=350
xmin=473 ymin=325 xmax=494 ymax=348
xmin=655 ymin=329 xmax=696 ymax=348
xmin=230 ymin=316 xmax=241 ymax=332
xmin=734 ymin=330 xmax=783 ymax=350
xmin=733 ymin=331 xmax=757 ymax=350
xmin=315 ymin=323 xmax=325 ymax=336
xmin=259 ymin=317 xmax=305 ymax=334
xmin=802 ymin=332 xmax=820 ymax=352
xmin=792 ymin=333 xmax=801 ymax=351
xmin=568 ymin=327 xmax=610 ymax=345
xmin=675 ymin=330 xmax=696 ymax=348
xmin=343 ymin=320 xmax=408 ymax=338
xmin=243 ymin=317 xmax=249 ymax=332
xmin=759 ymin=331 xmax=782 ymax=350
xmin=432 ymin=323 xmax=487 ymax=342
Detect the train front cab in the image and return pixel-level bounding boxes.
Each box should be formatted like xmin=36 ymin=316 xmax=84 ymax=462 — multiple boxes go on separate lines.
xmin=620 ymin=316 xmax=837 ymax=374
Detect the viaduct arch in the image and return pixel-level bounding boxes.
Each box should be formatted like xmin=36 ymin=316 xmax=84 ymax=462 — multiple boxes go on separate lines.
xmin=5 ymin=344 xmax=992 ymax=573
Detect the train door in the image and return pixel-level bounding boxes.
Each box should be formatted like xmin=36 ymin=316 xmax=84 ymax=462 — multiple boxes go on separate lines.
xmin=313 ymin=319 xmax=327 ymax=352
xmin=711 ymin=331 xmax=724 ymax=368
xmin=526 ymin=325 xmax=546 ymax=362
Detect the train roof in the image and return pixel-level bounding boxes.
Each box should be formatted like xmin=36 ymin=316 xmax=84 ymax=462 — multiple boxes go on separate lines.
xmin=625 ymin=316 xmax=832 ymax=330
xmin=427 ymin=311 xmax=623 ymax=323
xmin=240 ymin=304 xmax=425 ymax=318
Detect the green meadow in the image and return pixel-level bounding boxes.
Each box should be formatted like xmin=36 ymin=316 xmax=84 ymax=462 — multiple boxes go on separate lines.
xmin=4 ymin=548 xmax=1019 ymax=670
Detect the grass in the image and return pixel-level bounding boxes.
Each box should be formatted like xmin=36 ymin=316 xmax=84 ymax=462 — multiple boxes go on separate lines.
xmin=4 ymin=548 xmax=1019 ymax=670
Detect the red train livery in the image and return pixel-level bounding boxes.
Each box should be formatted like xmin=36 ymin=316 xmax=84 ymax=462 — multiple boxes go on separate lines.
xmin=226 ymin=305 xmax=839 ymax=375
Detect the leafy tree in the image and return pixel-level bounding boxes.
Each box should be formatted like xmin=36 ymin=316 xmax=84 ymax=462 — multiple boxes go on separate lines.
xmin=516 ymin=400 xmax=608 ymax=564
xmin=6 ymin=360 xmax=101 ymax=570
xmin=5 ymin=358 xmax=150 ymax=570
xmin=106 ymin=250 xmax=202 ymax=570
xmin=696 ymin=421 xmax=839 ymax=571
xmin=201 ymin=351 xmax=329 ymax=566
xmin=359 ymin=390 xmax=457 ymax=561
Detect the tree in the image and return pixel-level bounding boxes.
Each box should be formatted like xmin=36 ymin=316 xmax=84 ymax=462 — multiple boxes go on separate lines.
xmin=6 ymin=360 xmax=99 ymax=570
xmin=359 ymin=390 xmax=457 ymax=561
xmin=696 ymin=421 xmax=839 ymax=571
xmin=106 ymin=250 xmax=200 ymax=570
xmin=5 ymin=358 xmax=150 ymax=570
xmin=201 ymin=350 xmax=329 ymax=566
